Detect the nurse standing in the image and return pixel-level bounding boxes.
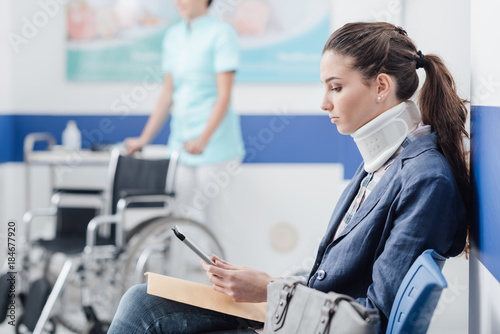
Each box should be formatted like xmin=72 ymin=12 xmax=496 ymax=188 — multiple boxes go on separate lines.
xmin=125 ymin=0 xmax=245 ymax=225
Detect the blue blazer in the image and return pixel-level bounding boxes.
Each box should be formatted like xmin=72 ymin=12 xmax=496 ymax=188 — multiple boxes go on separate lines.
xmin=307 ymin=133 xmax=467 ymax=330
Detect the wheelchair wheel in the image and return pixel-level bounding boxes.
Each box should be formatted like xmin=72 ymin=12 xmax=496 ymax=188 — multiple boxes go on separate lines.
xmin=121 ymin=216 xmax=225 ymax=294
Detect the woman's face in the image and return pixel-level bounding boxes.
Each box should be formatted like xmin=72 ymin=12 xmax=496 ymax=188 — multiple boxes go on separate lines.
xmin=320 ymin=51 xmax=383 ymax=135
xmin=174 ymin=0 xmax=208 ymax=20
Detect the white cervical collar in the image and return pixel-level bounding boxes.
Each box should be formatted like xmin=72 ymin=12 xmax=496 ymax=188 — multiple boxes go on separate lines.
xmin=351 ymin=100 xmax=422 ymax=173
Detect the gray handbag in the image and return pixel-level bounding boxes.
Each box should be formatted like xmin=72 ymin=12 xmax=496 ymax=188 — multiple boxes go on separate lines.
xmin=263 ymin=278 xmax=380 ymax=334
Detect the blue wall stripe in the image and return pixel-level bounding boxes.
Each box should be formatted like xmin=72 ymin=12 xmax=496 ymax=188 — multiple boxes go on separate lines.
xmin=472 ymin=105 xmax=500 ymax=282
xmin=0 ymin=115 xmax=15 ymax=164
xmin=0 ymin=114 xmax=361 ymax=179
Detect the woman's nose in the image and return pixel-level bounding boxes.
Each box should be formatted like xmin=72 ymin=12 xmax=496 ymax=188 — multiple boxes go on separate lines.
xmin=321 ymin=98 xmax=332 ymax=112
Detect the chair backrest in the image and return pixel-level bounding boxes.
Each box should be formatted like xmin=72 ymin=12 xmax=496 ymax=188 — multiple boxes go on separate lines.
xmin=107 ymin=148 xmax=178 ymax=214
xmin=386 ymin=249 xmax=447 ymax=334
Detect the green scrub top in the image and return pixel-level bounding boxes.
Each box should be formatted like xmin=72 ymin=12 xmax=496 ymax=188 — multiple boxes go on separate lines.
xmin=162 ymin=15 xmax=245 ymax=166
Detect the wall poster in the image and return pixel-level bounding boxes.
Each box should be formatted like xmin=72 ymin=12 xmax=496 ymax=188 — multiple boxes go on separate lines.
xmin=66 ymin=0 xmax=330 ymax=83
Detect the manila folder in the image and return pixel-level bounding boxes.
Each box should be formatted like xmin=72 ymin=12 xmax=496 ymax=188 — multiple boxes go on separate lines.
xmin=145 ymin=272 xmax=267 ymax=323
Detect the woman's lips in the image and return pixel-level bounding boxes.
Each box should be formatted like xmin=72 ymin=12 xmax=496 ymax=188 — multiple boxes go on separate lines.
xmin=329 ymin=115 xmax=339 ymax=123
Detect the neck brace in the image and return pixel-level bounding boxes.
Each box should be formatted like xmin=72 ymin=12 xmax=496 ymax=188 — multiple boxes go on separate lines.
xmin=351 ymin=100 xmax=422 ymax=173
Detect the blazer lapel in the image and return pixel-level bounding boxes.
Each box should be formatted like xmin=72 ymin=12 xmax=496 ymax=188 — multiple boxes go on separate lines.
xmin=334 ymin=159 xmax=400 ymax=241
xmin=321 ymin=165 xmax=368 ymax=245
xmin=329 ymin=133 xmax=438 ymax=243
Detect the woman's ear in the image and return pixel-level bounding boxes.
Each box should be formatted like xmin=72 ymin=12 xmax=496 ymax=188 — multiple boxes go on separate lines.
xmin=375 ymin=73 xmax=393 ymax=101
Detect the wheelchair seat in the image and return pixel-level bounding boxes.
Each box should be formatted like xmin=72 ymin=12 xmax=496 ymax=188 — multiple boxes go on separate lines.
xmin=35 ymin=207 xmax=100 ymax=254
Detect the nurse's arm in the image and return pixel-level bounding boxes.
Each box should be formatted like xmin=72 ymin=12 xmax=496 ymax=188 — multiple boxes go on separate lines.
xmin=125 ymin=74 xmax=173 ymax=154
xmin=192 ymin=71 xmax=235 ymax=151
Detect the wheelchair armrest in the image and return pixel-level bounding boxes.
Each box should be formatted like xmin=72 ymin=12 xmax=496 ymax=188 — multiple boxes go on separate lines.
xmin=21 ymin=208 xmax=58 ymax=285
xmin=115 ymin=194 xmax=174 ymax=216
xmin=50 ymin=189 xmax=105 ymax=209
xmin=85 ymin=215 xmax=121 ymax=255
xmin=22 ymin=207 xmax=57 ymax=242
xmin=119 ymin=189 xmax=174 ymax=198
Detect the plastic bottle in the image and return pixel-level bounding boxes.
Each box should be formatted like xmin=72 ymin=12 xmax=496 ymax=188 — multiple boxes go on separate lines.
xmin=62 ymin=120 xmax=82 ymax=151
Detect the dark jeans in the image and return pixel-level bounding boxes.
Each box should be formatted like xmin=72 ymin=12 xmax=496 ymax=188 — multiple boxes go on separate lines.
xmin=107 ymin=284 xmax=262 ymax=333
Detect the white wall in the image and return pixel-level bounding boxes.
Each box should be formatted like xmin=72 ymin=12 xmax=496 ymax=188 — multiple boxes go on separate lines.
xmin=406 ymin=0 xmax=470 ymax=100
xmin=470 ymin=255 xmax=500 ymax=333
xmin=332 ymin=0 xmax=403 ymax=29
xmin=0 ymin=0 xmax=12 ymax=112
xmin=470 ymin=0 xmax=500 ymax=108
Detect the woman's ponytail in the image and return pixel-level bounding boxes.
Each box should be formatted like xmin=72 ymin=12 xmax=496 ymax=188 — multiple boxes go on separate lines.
xmin=419 ymin=54 xmax=471 ymax=252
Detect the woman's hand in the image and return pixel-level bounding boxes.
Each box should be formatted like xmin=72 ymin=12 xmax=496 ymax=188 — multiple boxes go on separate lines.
xmin=201 ymin=255 xmax=276 ymax=303
xmin=125 ymin=137 xmax=147 ymax=155
xmin=184 ymin=138 xmax=207 ymax=155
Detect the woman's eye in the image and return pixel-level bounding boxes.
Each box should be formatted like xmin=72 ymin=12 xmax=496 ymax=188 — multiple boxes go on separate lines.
xmin=331 ymin=87 xmax=341 ymax=92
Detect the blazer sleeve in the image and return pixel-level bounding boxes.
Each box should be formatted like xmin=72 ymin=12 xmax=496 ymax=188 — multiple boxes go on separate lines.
xmin=355 ymin=172 xmax=466 ymax=320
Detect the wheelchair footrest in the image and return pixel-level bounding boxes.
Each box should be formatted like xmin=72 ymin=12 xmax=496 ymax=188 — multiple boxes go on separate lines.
xmin=83 ymin=305 xmax=99 ymax=323
xmin=22 ymin=278 xmax=52 ymax=331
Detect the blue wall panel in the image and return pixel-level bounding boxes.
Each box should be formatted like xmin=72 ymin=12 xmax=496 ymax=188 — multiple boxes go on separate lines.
xmin=1 ymin=114 xmax=361 ymax=179
xmin=472 ymin=105 xmax=500 ymax=282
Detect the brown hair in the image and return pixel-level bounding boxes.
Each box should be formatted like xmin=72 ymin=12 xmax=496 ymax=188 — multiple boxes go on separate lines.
xmin=324 ymin=22 xmax=470 ymax=253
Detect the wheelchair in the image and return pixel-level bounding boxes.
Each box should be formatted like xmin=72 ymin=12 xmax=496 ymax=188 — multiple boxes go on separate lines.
xmin=1 ymin=146 xmax=225 ymax=334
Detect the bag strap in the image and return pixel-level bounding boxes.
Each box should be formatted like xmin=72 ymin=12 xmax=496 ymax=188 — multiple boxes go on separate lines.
xmin=271 ymin=281 xmax=300 ymax=331
xmin=315 ymin=294 xmax=355 ymax=334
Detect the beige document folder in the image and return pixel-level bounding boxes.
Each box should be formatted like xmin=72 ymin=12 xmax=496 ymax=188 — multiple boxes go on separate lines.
xmin=145 ymin=272 xmax=267 ymax=323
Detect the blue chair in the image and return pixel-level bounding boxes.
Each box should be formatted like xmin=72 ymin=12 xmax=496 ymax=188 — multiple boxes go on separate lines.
xmin=386 ymin=249 xmax=447 ymax=334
